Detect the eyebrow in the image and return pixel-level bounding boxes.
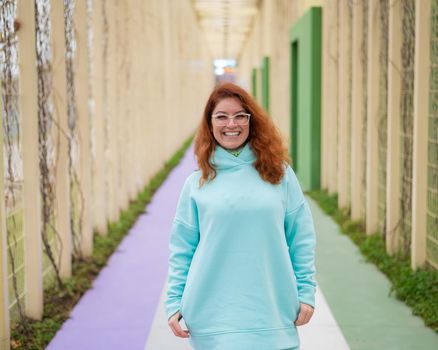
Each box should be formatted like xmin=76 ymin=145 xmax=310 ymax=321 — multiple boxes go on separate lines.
xmin=213 ymin=110 xmax=246 ymax=115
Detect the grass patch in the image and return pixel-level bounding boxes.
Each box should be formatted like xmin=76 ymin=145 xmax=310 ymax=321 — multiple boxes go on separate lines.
xmin=308 ymin=189 xmax=438 ymax=333
xmin=10 ymin=137 xmax=193 ymax=350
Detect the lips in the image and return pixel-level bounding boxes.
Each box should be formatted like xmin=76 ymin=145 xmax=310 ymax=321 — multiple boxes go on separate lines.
xmin=223 ymin=131 xmax=241 ymax=136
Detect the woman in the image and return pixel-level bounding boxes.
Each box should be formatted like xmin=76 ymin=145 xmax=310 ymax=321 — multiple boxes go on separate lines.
xmin=166 ymin=83 xmax=316 ymax=350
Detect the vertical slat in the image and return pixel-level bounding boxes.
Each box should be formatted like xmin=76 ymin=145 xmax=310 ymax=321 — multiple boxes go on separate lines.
xmin=337 ymin=0 xmax=349 ymax=208
xmin=162 ymin=0 xmax=174 ymax=173
xmin=91 ymin=0 xmax=107 ymax=235
xmin=411 ymin=0 xmax=430 ymax=268
xmin=321 ymin=0 xmax=330 ymax=189
xmin=18 ymin=0 xmax=43 ymax=319
xmin=0 ymin=80 xmax=11 ymax=350
xmin=133 ymin=0 xmax=143 ymax=194
xmin=327 ymin=0 xmax=338 ymax=195
xmin=125 ymin=0 xmax=136 ymax=201
xmin=74 ymin=0 xmax=93 ymax=256
xmin=106 ymin=0 xmax=119 ymax=223
xmin=386 ymin=0 xmax=402 ymax=254
xmin=51 ymin=0 xmax=72 ymax=278
xmin=366 ymin=0 xmax=380 ymax=234
xmin=351 ymin=1 xmax=365 ymax=220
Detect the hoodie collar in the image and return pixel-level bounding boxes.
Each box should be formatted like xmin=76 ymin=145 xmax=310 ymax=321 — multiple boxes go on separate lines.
xmin=211 ymin=142 xmax=256 ymax=170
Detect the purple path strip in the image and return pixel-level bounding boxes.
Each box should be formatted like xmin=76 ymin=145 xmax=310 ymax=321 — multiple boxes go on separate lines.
xmin=47 ymin=146 xmax=198 ymax=350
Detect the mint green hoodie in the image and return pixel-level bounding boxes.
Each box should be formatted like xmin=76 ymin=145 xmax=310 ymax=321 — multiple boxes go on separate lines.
xmin=166 ymin=143 xmax=316 ymax=350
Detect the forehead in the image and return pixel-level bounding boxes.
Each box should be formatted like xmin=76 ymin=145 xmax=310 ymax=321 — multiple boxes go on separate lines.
xmin=213 ymin=97 xmax=243 ymax=113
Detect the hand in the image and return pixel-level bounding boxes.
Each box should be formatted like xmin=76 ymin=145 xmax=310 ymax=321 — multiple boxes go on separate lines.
xmin=168 ymin=311 xmax=190 ymax=338
xmin=294 ymin=303 xmax=314 ymax=326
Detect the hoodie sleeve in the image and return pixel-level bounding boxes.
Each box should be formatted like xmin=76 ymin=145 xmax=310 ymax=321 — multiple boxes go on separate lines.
xmin=283 ymin=166 xmax=317 ymax=308
xmin=166 ymin=174 xmax=200 ymax=320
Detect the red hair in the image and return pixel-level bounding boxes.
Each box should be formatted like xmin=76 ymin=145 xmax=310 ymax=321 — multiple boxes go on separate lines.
xmin=194 ymin=83 xmax=290 ymax=186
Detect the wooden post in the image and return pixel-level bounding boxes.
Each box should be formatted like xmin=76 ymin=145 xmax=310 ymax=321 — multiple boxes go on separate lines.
xmin=386 ymin=0 xmax=402 ymax=255
xmin=351 ymin=0 xmax=365 ymax=220
xmin=117 ymin=1 xmax=129 ymax=210
xmin=327 ymin=0 xmax=338 ymax=195
xmin=321 ymin=0 xmax=330 ymax=190
xmin=132 ymin=0 xmax=143 ymax=195
xmin=337 ymin=0 xmax=349 ymax=209
xmin=18 ymin=0 xmax=43 ymax=320
xmin=411 ymin=0 xmax=430 ymax=268
xmin=74 ymin=0 xmax=93 ymax=256
xmin=51 ymin=0 xmax=72 ymax=278
xmin=0 ymin=80 xmax=11 ymax=350
xmin=366 ymin=0 xmax=380 ymax=234
xmin=91 ymin=0 xmax=107 ymax=235
xmin=107 ymin=0 xmax=119 ymax=223
xmin=162 ymin=0 xmax=174 ymax=175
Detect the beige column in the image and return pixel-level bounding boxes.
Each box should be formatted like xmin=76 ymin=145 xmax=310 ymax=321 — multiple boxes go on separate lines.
xmin=112 ymin=0 xmax=120 ymax=221
xmin=411 ymin=0 xmax=430 ymax=269
xmin=114 ymin=1 xmax=127 ymax=212
xmin=132 ymin=0 xmax=143 ymax=194
xmin=262 ymin=0 xmax=273 ymax=57
xmin=91 ymin=0 xmax=107 ymax=235
xmin=337 ymin=0 xmax=349 ymax=209
xmin=74 ymin=0 xmax=93 ymax=256
xmin=51 ymin=0 xmax=72 ymax=278
xmin=351 ymin=1 xmax=365 ymax=220
xmin=0 ymin=81 xmax=10 ymax=349
xmin=366 ymin=0 xmax=380 ymax=234
xmin=122 ymin=1 xmax=131 ymax=207
xmin=133 ymin=0 xmax=142 ymax=190
xmin=321 ymin=0 xmax=329 ymax=189
xmin=162 ymin=0 xmax=174 ymax=171
xmin=18 ymin=0 xmax=43 ymax=319
xmin=125 ymin=1 xmax=140 ymax=200
xmin=386 ymin=0 xmax=402 ymax=255
xmin=327 ymin=0 xmax=338 ymax=195
xmin=106 ymin=0 xmax=119 ymax=223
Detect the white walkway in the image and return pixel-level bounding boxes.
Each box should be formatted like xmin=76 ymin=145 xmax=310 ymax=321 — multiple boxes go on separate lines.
xmin=144 ymin=284 xmax=350 ymax=350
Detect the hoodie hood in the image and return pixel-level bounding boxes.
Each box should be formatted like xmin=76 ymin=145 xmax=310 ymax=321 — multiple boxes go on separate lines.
xmin=211 ymin=142 xmax=256 ymax=170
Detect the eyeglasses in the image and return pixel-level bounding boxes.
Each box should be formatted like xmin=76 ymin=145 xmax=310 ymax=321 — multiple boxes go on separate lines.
xmin=211 ymin=112 xmax=251 ymax=126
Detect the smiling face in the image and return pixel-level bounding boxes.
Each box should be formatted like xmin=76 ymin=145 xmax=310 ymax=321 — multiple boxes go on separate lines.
xmin=211 ymin=97 xmax=250 ymax=150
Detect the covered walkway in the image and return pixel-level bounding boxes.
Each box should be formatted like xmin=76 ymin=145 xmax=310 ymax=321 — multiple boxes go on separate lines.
xmin=46 ymin=147 xmax=438 ymax=350
xmin=1 ymin=1 xmax=438 ymax=349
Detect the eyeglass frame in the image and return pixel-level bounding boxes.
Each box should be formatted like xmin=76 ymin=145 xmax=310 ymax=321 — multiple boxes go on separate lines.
xmin=211 ymin=112 xmax=251 ymax=126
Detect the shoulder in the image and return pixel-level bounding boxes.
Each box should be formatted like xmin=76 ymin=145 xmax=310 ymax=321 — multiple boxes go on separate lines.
xmin=282 ymin=164 xmax=305 ymax=212
xmin=185 ymin=170 xmax=201 ymax=183
xmin=181 ymin=170 xmax=201 ymax=191
xmin=281 ymin=164 xmax=298 ymax=185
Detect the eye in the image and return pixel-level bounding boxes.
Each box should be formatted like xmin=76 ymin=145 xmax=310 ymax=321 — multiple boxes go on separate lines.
xmin=215 ymin=115 xmax=228 ymax=121
xmin=234 ymin=114 xmax=247 ymax=121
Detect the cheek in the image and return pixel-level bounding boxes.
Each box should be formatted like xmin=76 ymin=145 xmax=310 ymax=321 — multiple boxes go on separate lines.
xmin=212 ymin=126 xmax=222 ymax=140
xmin=242 ymin=126 xmax=250 ymax=138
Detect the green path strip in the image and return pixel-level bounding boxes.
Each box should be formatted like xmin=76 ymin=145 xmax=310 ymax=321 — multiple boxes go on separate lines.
xmin=307 ymin=197 xmax=438 ymax=350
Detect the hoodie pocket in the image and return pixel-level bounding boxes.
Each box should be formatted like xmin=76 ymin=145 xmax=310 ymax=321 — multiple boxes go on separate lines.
xmin=294 ymin=298 xmax=301 ymax=322
xmin=180 ymin=299 xmax=190 ymax=329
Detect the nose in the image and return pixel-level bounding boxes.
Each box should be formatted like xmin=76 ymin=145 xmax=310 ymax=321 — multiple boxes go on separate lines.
xmin=226 ymin=118 xmax=237 ymax=127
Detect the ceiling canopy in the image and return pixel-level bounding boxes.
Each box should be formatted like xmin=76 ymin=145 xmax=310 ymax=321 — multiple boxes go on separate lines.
xmin=192 ymin=0 xmax=260 ymax=59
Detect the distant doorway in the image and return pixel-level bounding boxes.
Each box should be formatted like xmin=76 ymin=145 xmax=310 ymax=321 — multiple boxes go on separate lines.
xmin=289 ymin=7 xmax=322 ymax=191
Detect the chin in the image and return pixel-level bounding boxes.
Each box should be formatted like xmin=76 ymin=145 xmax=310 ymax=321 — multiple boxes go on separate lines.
xmin=222 ymin=141 xmax=244 ymax=149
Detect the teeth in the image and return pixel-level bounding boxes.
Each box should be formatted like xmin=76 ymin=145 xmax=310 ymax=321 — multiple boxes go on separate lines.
xmin=224 ymin=132 xmax=240 ymax=136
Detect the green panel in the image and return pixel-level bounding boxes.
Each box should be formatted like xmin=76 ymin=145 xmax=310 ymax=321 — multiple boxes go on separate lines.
xmin=261 ymin=56 xmax=270 ymax=113
xmin=251 ymin=68 xmax=257 ymax=98
xmin=256 ymin=68 xmax=262 ymax=104
xmin=289 ymin=7 xmax=322 ymax=191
